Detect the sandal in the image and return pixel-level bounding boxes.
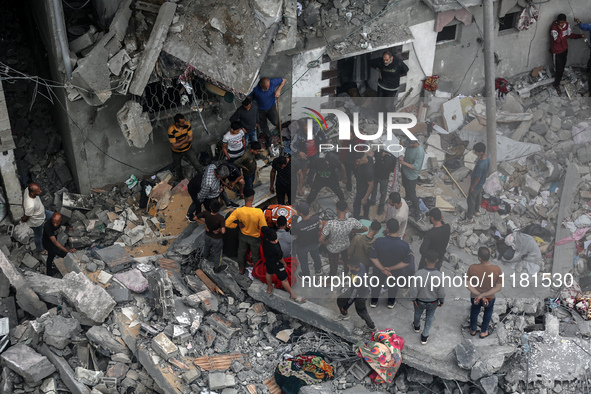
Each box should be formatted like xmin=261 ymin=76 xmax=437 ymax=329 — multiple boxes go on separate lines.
xmin=470 ymin=330 xmax=478 ymax=336
xmin=291 ymin=296 xmax=306 ymax=304
xmin=479 ymin=325 xmax=494 ymax=339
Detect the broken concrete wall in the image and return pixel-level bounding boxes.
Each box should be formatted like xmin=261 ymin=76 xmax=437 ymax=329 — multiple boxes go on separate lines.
xmin=433 ymin=1 xmax=591 ymax=94
xmin=91 ymin=0 xmax=124 ymax=30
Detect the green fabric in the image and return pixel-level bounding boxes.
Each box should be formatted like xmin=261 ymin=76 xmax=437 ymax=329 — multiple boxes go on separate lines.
xmin=401 ymin=145 xmax=425 ymax=180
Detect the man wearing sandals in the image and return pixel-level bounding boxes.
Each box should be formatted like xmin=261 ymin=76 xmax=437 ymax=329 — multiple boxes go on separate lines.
xmin=466 ymin=247 xmax=503 ymax=339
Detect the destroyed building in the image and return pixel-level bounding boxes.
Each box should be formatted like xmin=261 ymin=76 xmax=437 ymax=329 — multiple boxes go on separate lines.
xmin=1 ymin=0 xmax=591 ymax=394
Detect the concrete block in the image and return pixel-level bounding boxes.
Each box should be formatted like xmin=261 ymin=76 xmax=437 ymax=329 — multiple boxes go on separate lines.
xmin=38 ymin=344 xmax=91 ymax=394
xmin=1 ymin=344 xmax=56 ymax=384
xmin=451 ymin=166 xmax=470 ymax=182
xmin=497 ymin=161 xmax=515 ymax=176
xmin=69 ymin=26 xmax=98 ymax=53
xmin=108 ymin=49 xmax=130 ymax=76
xmin=209 ymin=372 xmax=236 ymax=391
xmin=62 ymin=253 xmax=85 ymax=273
xmin=86 ymin=326 xmax=128 ymax=356
xmin=21 ymin=253 xmax=39 ymax=269
xmin=151 ymin=333 xmax=179 ymax=360
xmin=109 ymin=0 xmax=133 ymax=42
xmin=136 ymin=344 xmax=181 ymax=393
xmin=521 ymin=174 xmax=541 ymax=196
xmin=107 ymin=287 xmax=133 ymax=303
xmin=511 ymin=120 xmax=531 ymax=141
xmin=129 ymin=2 xmax=177 ymax=95
xmin=205 ymin=314 xmax=241 ymax=339
xmin=114 ymin=268 xmax=149 ymax=293
xmin=116 ymin=101 xmax=152 ymax=148
xmin=61 ymin=272 xmax=116 ymax=324
xmin=0 ymin=251 xmax=48 ymax=317
xmin=71 ymin=46 xmax=112 ymax=106
xmin=455 ymin=339 xmax=478 ymax=370
xmin=75 ymin=367 xmax=103 ymax=386
xmin=183 ymin=369 xmax=201 ymax=384
xmin=95 ymin=244 xmax=134 ymax=273
xmin=480 ymin=375 xmax=498 ymax=394
xmin=42 ymin=315 xmax=82 ymax=349
xmin=298 ymin=382 xmax=335 ymax=393
xmin=201 ymin=259 xmax=245 ymax=301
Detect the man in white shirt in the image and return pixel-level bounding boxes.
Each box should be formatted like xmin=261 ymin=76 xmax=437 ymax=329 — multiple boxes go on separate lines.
xmin=21 ymin=183 xmax=52 ymax=253
xmin=385 ymin=192 xmax=409 ymax=238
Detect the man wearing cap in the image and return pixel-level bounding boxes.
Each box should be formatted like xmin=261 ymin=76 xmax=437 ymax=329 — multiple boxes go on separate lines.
xmin=249 ymin=77 xmax=287 ymax=142
xmin=418 ymin=208 xmax=451 ymax=271
xmin=292 ymin=202 xmax=323 ymax=277
xmin=398 ymin=138 xmax=424 ymax=221
xmin=186 ymin=164 xmax=230 ymax=221
xmin=550 ymin=14 xmax=584 ymax=96
xmin=225 ymin=188 xmax=267 ymax=275
xmin=230 ymin=97 xmax=259 ymax=145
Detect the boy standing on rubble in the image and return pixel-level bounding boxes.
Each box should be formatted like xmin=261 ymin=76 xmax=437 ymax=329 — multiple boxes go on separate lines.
xmin=195 ymin=200 xmax=227 ymax=273
xmin=410 ymin=250 xmax=445 ymax=345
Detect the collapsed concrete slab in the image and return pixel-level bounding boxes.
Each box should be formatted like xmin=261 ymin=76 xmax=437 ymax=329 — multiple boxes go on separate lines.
xmin=61 ymin=272 xmax=116 ymax=324
xmin=202 ymin=259 xmax=245 ymax=301
xmin=1 ymin=344 xmax=56 ymax=384
xmin=116 ymin=100 xmax=152 ymax=148
xmin=95 ymin=244 xmax=134 ymax=273
xmin=129 ymin=2 xmax=177 ymax=95
xmin=41 ymin=314 xmax=82 ymax=349
xmin=87 ymin=326 xmax=129 ymax=356
xmin=0 ymin=251 xmax=48 ymax=318
xmin=38 ymin=344 xmax=91 ymax=394
xmin=70 ymin=46 xmax=112 ymax=106
xmin=164 ymin=223 xmax=205 ymax=260
xmin=24 ymin=272 xmax=64 ymax=305
xmin=553 ymin=163 xmax=580 ymax=276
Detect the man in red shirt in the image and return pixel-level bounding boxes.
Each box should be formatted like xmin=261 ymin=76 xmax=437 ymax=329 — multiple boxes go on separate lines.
xmin=550 ymin=14 xmax=584 ymax=96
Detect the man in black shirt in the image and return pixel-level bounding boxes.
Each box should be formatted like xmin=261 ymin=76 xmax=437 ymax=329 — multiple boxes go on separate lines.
xmin=270 ymin=156 xmax=291 ymax=205
xmin=195 ymin=200 xmax=227 ymax=273
xmin=418 ymin=208 xmax=451 ymax=271
xmin=229 ymin=98 xmax=259 ymax=145
xmin=352 ymin=152 xmax=374 ymax=219
xmin=219 ymin=162 xmax=245 ymax=202
xmin=43 ymin=212 xmax=75 ymax=276
xmin=292 ymin=202 xmax=322 ymax=276
xmin=306 ymin=152 xmax=346 ymax=205
xmin=369 ymin=50 xmax=409 ymax=99
xmin=371 ymin=151 xmax=396 ymax=215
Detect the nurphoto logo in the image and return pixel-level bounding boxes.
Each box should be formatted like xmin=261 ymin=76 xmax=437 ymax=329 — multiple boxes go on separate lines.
xmin=303 ymin=107 xmax=418 ymax=153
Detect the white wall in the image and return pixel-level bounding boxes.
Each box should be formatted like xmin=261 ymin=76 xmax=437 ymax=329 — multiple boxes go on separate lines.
xmin=291 ymin=47 xmax=330 ymax=117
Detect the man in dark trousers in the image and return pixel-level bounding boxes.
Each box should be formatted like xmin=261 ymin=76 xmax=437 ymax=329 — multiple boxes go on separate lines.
xmin=398 ymin=138 xmax=425 ymax=221
xmin=550 ymin=14 xmax=584 ymax=96
xmin=369 ymin=218 xmax=415 ymax=309
xmin=292 ymin=202 xmax=323 ymax=276
xmin=465 ymin=142 xmax=490 ymax=223
xmin=466 ymin=247 xmax=503 ymax=339
xmin=186 ymin=164 xmax=230 ymax=221
xmin=168 ymin=113 xmax=202 ymax=180
xmin=43 ymin=213 xmax=75 ymax=276
xmin=230 ymin=97 xmax=259 ymax=145
xmin=370 ymin=50 xmax=409 ymax=100
xmin=249 ymin=77 xmax=287 ymax=142
xmin=418 ymin=208 xmax=451 ymax=271
xmin=270 ymin=156 xmax=291 ymax=205
xmin=371 ymin=151 xmax=396 ymax=215
xmin=234 ymin=141 xmax=267 ymax=191
xmin=306 ymin=152 xmax=346 ymax=205
xmin=352 ymin=152 xmax=374 ymax=220
xmin=195 ymin=200 xmax=227 ymax=273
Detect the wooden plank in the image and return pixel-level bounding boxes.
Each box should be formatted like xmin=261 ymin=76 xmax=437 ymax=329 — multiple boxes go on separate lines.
xmin=321 ymin=86 xmax=336 ymax=96
xmin=193 ymin=353 xmax=248 ymax=371
xmin=321 ymin=69 xmax=338 ymax=79
xmin=195 ymin=269 xmax=224 ymax=295
xmin=264 ymin=376 xmax=282 ymax=394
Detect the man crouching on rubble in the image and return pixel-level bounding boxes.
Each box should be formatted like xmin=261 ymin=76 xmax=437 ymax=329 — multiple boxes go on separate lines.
xmin=43 ymin=212 xmax=75 ymax=276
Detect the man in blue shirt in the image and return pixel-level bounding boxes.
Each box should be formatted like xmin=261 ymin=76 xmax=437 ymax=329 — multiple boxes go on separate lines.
xmin=369 ymin=218 xmax=415 ymax=309
xmin=465 ymin=142 xmax=490 ymax=223
xmin=575 ymin=18 xmax=591 ymax=94
xmin=249 ymin=77 xmax=287 ymax=143
xmin=398 ymin=138 xmax=425 ymax=221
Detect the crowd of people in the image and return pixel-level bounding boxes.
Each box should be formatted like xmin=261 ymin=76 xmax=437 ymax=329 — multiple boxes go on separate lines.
xmin=23 ymin=61 xmax=503 ymax=344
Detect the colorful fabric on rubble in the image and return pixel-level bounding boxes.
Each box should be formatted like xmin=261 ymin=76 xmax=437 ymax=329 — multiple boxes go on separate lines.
xmin=355 ymin=329 xmax=404 ymax=384
xmin=274 ymin=352 xmax=334 ymax=394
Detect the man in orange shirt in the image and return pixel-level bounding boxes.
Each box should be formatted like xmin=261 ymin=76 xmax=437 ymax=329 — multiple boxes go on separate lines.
xmin=466 ymin=247 xmax=503 ymax=339
xmin=168 ymin=113 xmax=202 ymax=180
xmin=225 ymin=188 xmax=267 ymax=274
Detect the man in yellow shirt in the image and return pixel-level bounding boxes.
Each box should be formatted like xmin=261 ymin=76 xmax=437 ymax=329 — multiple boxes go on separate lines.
xmin=225 ymin=188 xmax=267 ymax=274
xmin=168 ymin=113 xmax=202 ymax=180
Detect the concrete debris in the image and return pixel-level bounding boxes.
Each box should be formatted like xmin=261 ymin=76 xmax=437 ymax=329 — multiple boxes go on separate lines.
xmin=61 ymin=272 xmax=116 ymax=324
xmin=1 ymin=344 xmax=56 ymax=384
xmin=116 ymin=100 xmax=152 ymax=149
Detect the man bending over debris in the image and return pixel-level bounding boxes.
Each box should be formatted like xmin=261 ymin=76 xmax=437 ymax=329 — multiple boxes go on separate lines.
xmin=168 ymin=113 xmax=202 ymax=180
xmin=225 ymin=188 xmax=267 ymax=275
xmin=466 ymin=247 xmax=503 ymax=339
xmin=195 ymin=200 xmax=226 ymax=273
xmin=43 ymin=212 xmax=75 ymax=276
xmin=261 ymin=226 xmax=305 ymax=304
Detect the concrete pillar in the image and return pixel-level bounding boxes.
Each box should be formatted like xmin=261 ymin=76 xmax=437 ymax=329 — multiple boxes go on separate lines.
xmin=483 ymin=0 xmax=497 ymax=174
xmin=0 ymin=84 xmax=23 ymax=220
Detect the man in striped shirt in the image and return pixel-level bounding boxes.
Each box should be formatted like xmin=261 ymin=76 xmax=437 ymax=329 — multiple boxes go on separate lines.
xmin=168 ymin=113 xmax=202 ymax=180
